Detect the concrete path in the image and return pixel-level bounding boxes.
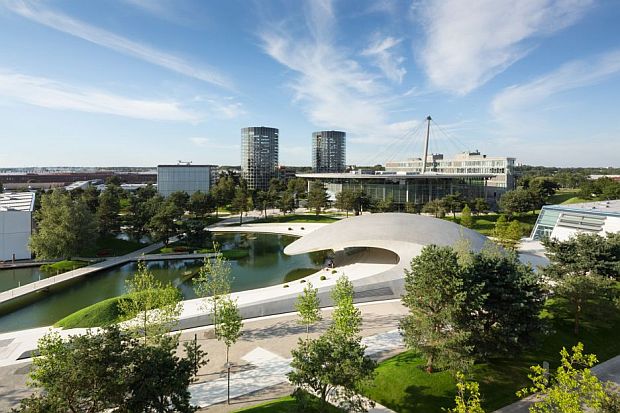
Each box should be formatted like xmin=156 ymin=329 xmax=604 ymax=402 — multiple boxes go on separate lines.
xmin=493 ymin=354 xmax=620 ymax=413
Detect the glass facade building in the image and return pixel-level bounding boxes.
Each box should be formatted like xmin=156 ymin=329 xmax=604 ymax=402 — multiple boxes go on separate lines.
xmin=241 ymin=126 xmax=279 ymax=190
xmin=312 ymin=131 xmax=346 ymax=173
xmin=385 ymin=151 xmax=515 ymax=198
xmin=297 ymin=172 xmax=490 ymax=206
xmin=157 ymin=165 xmax=216 ymax=197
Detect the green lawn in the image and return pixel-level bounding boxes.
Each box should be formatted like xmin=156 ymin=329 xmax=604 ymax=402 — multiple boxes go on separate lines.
xmin=234 ymin=394 xmax=343 ymax=412
xmin=83 ymin=236 xmax=146 ymax=258
xmin=361 ymin=293 xmax=620 ymax=412
xmin=283 ymin=268 xmax=318 ymax=282
xmin=54 ymin=295 xmax=131 ymax=328
xmin=444 ymin=213 xmax=539 ymax=237
xmin=40 ymin=260 xmax=89 ymax=275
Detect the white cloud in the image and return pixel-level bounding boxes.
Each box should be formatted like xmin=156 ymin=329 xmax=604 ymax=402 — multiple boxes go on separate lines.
xmin=492 ymin=50 xmax=620 ymax=116
xmin=259 ymin=0 xmax=416 ymax=146
xmin=416 ymin=0 xmax=593 ymax=95
xmin=7 ymin=0 xmax=232 ymax=89
xmin=361 ymin=34 xmax=406 ymax=83
xmin=0 ymin=70 xmax=200 ymax=121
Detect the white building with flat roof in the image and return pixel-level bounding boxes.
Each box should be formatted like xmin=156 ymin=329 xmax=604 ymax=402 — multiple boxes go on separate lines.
xmin=385 ymin=151 xmax=516 ymax=199
xmin=531 ymin=200 xmax=620 ymax=241
xmin=0 ymin=192 xmax=35 ymax=261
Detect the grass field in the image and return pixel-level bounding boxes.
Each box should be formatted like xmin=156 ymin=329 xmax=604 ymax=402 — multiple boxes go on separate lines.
xmin=444 ymin=213 xmax=539 ymax=237
xmin=546 ymin=189 xmax=590 ymax=205
xmin=233 ymin=394 xmax=343 ymax=412
xmin=242 ymin=214 xmax=340 ymax=224
xmin=361 ymin=292 xmax=620 ymax=412
xmin=54 ymin=295 xmax=131 ymax=328
xmin=40 ymin=260 xmax=88 ymax=275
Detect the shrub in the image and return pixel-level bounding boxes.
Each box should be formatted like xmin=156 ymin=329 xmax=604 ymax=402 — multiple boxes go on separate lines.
xmin=284 ymin=284 xmax=289 ymax=288
xmin=320 ymin=275 xmax=327 ymax=281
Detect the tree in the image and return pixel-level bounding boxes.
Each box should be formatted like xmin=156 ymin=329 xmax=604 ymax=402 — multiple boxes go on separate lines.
xmin=460 ymin=204 xmax=473 ymax=228
xmin=29 ymin=189 xmax=98 ymax=259
xmin=288 ymin=334 xmax=376 ymax=412
xmin=211 ymin=175 xmax=236 ymax=216
xmin=230 ymin=184 xmax=250 ymax=224
xmin=217 ymin=297 xmax=243 ymax=405
xmin=189 ymin=190 xmax=215 ymax=217
xmin=473 ymin=198 xmax=489 ymax=215
xmin=543 ymin=233 xmax=620 ymax=334
xmin=278 ymin=190 xmax=296 ymax=215
xmin=193 ymin=246 xmax=232 ymax=336
xmin=499 ymin=189 xmax=533 ymax=216
xmin=335 ymin=188 xmax=355 ymax=216
xmin=376 ymin=197 xmax=395 ymax=213
xmin=180 ymin=219 xmax=211 ymax=248
xmin=307 ymin=181 xmax=329 ymax=215
xmin=167 ymin=191 xmax=190 ymax=215
xmin=96 ymin=184 xmax=122 ymax=235
xmin=422 ymin=199 xmax=446 ymax=218
xmin=81 ymin=185 xmax=100 ymax=213
xmin=460 ymin=249 xmax=545 ymax=359
xmin=148 ymin=201 xmax=180 ymax=244
xmin=351 ymin=190 xmax=371 ymax=215
xmin=329 ymin=275 xmax=361 ymax=340
xmin=442 ymin=193 xmax=465 ymax=218
xmin=15 ymin=325 xmax=206 ymax=413
xmin=295 ymin=282 xmax=322 ymax=339
xmin=400 ymin=245 xmax=471 ymax=373
xmin=492 ymin=215 xmax=521 ymax=250
xmin=119 ymin=260 xmax=182 ymax=343
xmin=447 ymin=372 xmax=485 ymax=413
xmin=517 ymin=343 xmax=611 ymax=413
xmin=127 ymin=193 xmax=161 ymax=240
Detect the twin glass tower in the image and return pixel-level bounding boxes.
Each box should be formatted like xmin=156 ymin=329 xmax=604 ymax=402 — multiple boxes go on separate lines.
xmin=241 ymin=127 xmax=346 ymax=190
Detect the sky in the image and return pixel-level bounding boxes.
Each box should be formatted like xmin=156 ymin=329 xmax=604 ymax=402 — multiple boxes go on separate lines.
xmin=0 ymin=0 xmax=619 ymax=168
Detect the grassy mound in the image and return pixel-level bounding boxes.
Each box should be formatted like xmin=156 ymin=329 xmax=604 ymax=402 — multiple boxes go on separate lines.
xmin=222 ymin=248 xmax=250 ymax=260
xmin=283 ymin=268 xmax=318 ymax=283
xmin=361 ymin=292 xmax=620 ymax=412
xmin=40 ymin=260 xmax=88 ymax=275
xmin=242 ymin=214 xmax=339 ymax=224
xmin=54 ymin=295 xmax=132 ymax=329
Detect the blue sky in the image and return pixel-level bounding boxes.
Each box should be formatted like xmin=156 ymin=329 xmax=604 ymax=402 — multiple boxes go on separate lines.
xmin=1 ymin=0 xmax=619 ymax=167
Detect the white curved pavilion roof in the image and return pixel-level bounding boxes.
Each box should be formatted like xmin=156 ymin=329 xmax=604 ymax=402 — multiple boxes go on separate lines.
xmin=284 ymin=213 xmax=489 ymax=257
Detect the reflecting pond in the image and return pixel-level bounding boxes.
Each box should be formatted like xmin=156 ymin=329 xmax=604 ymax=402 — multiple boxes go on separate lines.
xmin=0 ymin=233 xmax=328 ymax=333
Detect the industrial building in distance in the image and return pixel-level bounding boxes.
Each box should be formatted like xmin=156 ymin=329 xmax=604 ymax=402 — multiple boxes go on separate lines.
xmin=312 ymin=130 xmax=346 ymax=173
xmin=241 ymin=126 xmax=279 ymax=190
xmin=157 ymin=164 xmax=217 ymax=197
xmin=0 ymin=192 xmax=35 ymax=261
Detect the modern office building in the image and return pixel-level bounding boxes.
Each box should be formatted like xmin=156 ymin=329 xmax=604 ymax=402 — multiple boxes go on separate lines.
xmin=0 ymin=192 xmax=35 ymax=261
xmin=312 ymin=131 xmax=346 ymax=173
xmin=157 ymin=164 xmax=217 ymax=197
xmin=385 ymin=151 xmax=516 ymax=198
xmin=241 ymin=126 xmax=279 ymax=190
xmin=297 ymin=171 xmax=492 ymax=207
xmin=531 ymin=200 xmax=620 ymax=241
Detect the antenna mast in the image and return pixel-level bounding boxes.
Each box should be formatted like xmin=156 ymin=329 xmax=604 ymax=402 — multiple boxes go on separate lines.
xmin=421 ymin=115 xmax=432 ymax=174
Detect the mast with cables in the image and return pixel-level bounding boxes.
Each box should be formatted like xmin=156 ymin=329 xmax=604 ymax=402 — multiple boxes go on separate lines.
xmin=421 ymin=115 xmax=432 ymax=174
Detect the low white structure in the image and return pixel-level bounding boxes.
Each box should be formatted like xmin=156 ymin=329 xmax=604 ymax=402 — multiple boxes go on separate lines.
xmin=531 ymin=200 xmax=620 ymax=241
xmin=0 ymin=192 xmax=35 ymax=261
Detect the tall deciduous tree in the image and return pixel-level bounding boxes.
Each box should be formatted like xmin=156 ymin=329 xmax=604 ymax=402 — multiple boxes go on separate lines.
xmin=119 ymin=260 xmax=182 ymax=343
xmin=295 ymin=282 xmax=322 ymax=339
xmin=96 ymin=183 xmax=122 ymax=235
xmin=189 ymin=190 xmax=215 ymax=218
xmin=307 ymin=181 xmax=329 ymax=215
xmin=329 ymin=275 xmax=361 ymax=340
xmin=29 ymin=189 xmax=98 ymax=259
xmin=278 ymin=190 xmax=296 ymax=215
xmin=543 ymin=233 xmax=620 ymax=335
xmin=460 ymin=249 xmax=545 ymax=358
xmin=230 ymin=184 xmax=250 ymax=224
xmin=335 ymin=188 xmax=355 ymax=216
xmin=499 ymin=189 xmax=533 ymax=216
xmin=400 ymin=245 xmax=471 ymax=373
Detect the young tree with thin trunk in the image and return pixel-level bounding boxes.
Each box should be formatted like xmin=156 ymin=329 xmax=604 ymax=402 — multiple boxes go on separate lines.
xmin=217 ymin=297 xmax=243 ymax=404
xmin=295 ymin=282 xmax=322 ymax=339
xmin=400 ymin=245 xmax=471 ymax=373
xmin=118 ymin=260 xmax=182 ymax=344
xmin=460 ymin=204 xmax=473 ymax=228
xmin=307 ymin=181 xmax=329 ymax=215
xmin=193 ymin=245 xmax=232 ymax=336
xmin=329 ymin=275 xmax=361 ymax=340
